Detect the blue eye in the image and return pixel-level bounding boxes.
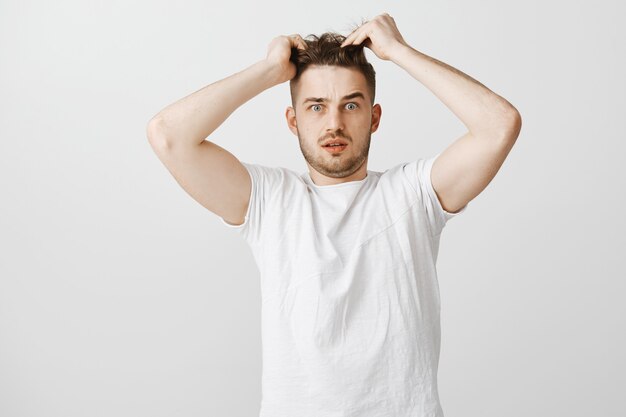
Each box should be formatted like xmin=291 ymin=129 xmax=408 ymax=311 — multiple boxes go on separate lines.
xmin=309 ymin=103 xmax=358 ymax=112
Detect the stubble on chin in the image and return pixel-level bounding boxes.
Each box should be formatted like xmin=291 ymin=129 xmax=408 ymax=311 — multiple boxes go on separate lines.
xmin=298 ymin=132 xmax=371 ymax=178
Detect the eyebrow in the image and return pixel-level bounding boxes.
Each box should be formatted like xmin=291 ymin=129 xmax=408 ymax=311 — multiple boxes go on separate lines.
xmin=302 ymin=91 xmax=366 ymax=105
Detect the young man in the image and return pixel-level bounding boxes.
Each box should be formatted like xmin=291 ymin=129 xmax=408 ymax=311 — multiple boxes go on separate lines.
xmin=147 ymin=13 xmax=521 ymax=417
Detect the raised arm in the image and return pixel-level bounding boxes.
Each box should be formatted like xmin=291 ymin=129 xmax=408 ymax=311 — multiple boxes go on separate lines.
xmin=342 ymin=13 xmax=522 ymax=214
xmin=146 ymin=35 xmax=307 ymax=225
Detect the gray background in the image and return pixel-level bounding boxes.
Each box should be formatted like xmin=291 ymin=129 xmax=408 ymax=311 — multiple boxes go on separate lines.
xmin=1 ymin=0 xmax=624 ymax=416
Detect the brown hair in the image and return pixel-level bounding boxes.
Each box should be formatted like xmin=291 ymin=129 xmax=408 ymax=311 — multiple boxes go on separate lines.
xmin=289 ymin=32 xmax=376 ymax=108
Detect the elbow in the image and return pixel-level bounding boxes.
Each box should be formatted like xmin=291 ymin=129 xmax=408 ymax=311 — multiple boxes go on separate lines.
xmin=505 ymin=108 xmax=522 ymax=142
xmin=146 ymin=116 xmax=164 ymax=142
xmin=146 ymin=117 xmax=171 ymax=151
xmin=496 ymin=103 xmax=522 ymax=143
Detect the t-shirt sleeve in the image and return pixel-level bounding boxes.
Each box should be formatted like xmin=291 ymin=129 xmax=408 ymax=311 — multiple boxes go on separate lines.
xmin=402 ymin=152 xmax=469 ymax=235
xmin=219 ymin=162 xmax=276 ymax=245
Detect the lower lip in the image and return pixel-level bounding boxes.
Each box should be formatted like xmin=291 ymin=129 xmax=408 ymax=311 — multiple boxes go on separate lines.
xmin=323 ymin=145 xmax=347 ymax=153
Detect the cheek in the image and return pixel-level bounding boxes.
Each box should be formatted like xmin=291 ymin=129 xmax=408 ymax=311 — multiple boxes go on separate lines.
xmin=300 ymin=122 xmax=321 ymax=138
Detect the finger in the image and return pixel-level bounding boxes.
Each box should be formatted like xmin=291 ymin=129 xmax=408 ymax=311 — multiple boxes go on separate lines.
xmin=341 ymin=32 xmax=357 ymax=47
xmin=289 ymin=34 xmax=307 ymax=50
xmin=342 ymin=21 xmax=371 ymax=47
xmin=341 ymin=25 xmax=364 ymax=47
xmin=341 ymin=31 xmax=357 ymax=47
xmin=294 ymin=37 xmax=306 ymax=49
xmin=351 ymin=30 xmax=371 ymax=46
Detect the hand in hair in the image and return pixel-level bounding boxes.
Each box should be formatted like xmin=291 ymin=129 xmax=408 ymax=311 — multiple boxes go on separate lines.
xmin=265 ymin=34 xmax=308 ymax=84
xmin=340 ymin=13 xmax=409 ymax=61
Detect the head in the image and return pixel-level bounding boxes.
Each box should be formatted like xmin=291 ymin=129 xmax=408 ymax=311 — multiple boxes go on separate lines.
xmin=285 ymin=32 xmax=382 ymax=185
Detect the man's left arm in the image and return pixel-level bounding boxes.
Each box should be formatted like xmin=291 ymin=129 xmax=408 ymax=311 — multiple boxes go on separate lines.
xmin=342 ymin=13 xmax=522 ymax=213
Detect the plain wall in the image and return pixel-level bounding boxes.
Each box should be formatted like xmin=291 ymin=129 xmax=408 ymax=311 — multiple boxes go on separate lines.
xmin=1 ymin=0 xmax=624 ymax=416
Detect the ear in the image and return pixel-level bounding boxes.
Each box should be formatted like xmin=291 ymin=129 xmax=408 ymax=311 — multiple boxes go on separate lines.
xmin=285 ymin=106 xmax=298 ymax=136
xmin=370 ymin=103 xmax=382 ymax=133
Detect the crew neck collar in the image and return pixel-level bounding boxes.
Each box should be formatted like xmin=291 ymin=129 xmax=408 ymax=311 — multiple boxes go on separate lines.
xmin=304 ymin=172 xmax=369 ymax=189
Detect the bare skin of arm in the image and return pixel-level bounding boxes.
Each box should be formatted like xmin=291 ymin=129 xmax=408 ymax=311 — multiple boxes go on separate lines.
xmin=146 ymin=35 xmax=307 ymax=225
xmin=342 ymin=13 xmax=522 ymax=213
xmin=390 ymin=44 xmax=521 ymax=213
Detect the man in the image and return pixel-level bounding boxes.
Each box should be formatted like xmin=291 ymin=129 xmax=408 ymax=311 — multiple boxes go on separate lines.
xmin=147 ymin=13 xmax=521 ymax=417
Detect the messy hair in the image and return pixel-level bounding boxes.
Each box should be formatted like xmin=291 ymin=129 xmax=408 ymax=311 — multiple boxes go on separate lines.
xmin=289 ymin=32 xmax=376 ymax=108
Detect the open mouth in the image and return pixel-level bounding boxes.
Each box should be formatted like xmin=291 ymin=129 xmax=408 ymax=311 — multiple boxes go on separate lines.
xmin=323 ymin=144 xmax=348 ymax=153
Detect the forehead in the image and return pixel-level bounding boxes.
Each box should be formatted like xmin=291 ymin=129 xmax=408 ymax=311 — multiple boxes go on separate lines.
xmin=297 ymin=65 xmax=368 ymax=103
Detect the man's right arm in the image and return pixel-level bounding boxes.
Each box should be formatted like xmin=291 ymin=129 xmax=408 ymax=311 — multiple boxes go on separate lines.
xmin=146 ymin=32 xmax=307 ymax=225
xmin=147 ymin=59 xmax=282 ymax=149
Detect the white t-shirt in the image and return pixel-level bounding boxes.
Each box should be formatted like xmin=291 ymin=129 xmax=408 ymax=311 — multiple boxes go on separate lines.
xmin=220 ymin=152 xmax=468 ymax=417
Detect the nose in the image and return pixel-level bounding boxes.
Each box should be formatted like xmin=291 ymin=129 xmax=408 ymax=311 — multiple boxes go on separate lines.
xmin=326 ymin=106 xmax=345 ymax=132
